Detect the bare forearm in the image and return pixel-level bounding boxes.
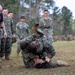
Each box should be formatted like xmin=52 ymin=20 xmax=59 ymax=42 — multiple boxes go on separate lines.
xmin=1 ymin=22 xmax=6 ymax=33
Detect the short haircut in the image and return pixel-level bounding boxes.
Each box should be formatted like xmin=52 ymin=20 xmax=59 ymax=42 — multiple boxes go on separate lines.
xmin=43 ymin=9 xmax=48 ymax=12
xmin=8 ymin=12 xmax=13 ymax=14
xmin=20 ymin=16 xmax=25 ymax=19
xmin=3 ymin=8 xmax=8 ymax=10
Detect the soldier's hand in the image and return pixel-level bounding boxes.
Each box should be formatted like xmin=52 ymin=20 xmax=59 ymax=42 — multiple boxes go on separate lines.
xmin=4 ymin=32 xmax=7 ymax=38
xmin=34 ymin=59 xmax=45 ymax=64
xmin=13 ymin=34 xmax=16 ymax=37
xmin=33 ymin=55 xmax=39 ymax=61
xmin=45 ymin=56 xmax=51 ymax=62
xmin=33 ymin=58 xmax=45 ymax=67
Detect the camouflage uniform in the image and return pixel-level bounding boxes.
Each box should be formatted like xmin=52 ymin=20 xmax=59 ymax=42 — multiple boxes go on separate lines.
xmin=16 ymin=22 xmax=30 ymax=54
xmin=0 ymin=25 xmax=5 ymax=58
xmin=0 ymin=12 xmax=5 ymax=58
xmin=20 ymin=32 xmax=56 ymax=68
xmin=39 ymin=17 xmax=53 ymax=44
xmin=3 ymin=16 xmax=15 ymax=57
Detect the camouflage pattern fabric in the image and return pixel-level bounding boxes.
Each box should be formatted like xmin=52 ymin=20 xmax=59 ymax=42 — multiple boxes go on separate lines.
xmin=20 ymin=33 xmax=56 ymax=68
xmin=3 ymin=16 xmax=15 ymax=38
xmin=16 ymin=22 xmax=30 ymax=53
xmin=16 ymin=22 xmax=30 ymax=40
xmin=39 ymin=17 xmax=53 ymax=44
xmin=3 ymin=16 xmax=15 ymax=56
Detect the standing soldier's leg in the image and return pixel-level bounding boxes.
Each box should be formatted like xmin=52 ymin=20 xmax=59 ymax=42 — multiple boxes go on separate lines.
xmin=5 ymin=38 xmax=12 ymax=60
xmin=17 ymin=41 xmax=21 ymax=57
xmin=0 ymin=39 xmax=1 ymax=51
xmin=1 ymin=38 xmax=5 ymax=57
xmin=17 ymin=45 xmax=21 ymax=57
xmin=0 ymin=38 xmax=5 ymax=61
xmin=0 ymin=39 xmax=2 ymax=61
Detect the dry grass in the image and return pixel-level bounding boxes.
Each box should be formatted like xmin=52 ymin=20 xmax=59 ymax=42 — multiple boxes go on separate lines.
xmin=0 ymin=41 xmax=75 ymax=75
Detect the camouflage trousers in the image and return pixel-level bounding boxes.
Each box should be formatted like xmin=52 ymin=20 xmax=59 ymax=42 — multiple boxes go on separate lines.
xmin=17 ymin=40 xmax=21 ymax=54
xmin=17 ymin=45 xmax=21 ymax=54
xmin=4 ymin=38 xmax=12 ymax=56
xmin=35 ymin=61 xmax=58 ymax=68
xmin=0 ymin=38 xmax=5 ymax=57
xmin=23 ymin=56 xmax=58 ymax=68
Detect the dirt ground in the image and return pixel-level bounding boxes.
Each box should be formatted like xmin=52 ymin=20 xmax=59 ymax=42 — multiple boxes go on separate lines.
xmin=0 ymin=41 xmax=75 ymax=75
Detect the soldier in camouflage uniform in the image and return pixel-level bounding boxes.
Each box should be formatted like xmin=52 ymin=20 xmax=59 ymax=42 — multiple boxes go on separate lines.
xmin=20 ymin=23 xmax=60 ymax=68
xmin=0 ymin=5 xmax=7 ymax=61
xmin=39 ymin=9 xmax=53 ymax=45
xmin=2 ymin=8 xmax=15 ymax=60
xmin=20 ymin=23 xmax=69 ymax=68
xmin=8 ymin=12 xmax=16 ymax=44
xmin=16 ymin=16 xmax=30 ymax=56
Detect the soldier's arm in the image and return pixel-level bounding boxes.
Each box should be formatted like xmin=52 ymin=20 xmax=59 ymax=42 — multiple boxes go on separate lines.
xmin=20 ymin=34 xmax=34 ymax=50
xmin=39 ymin=18 xmax=45 ymax=28
xmin=16 ymin=23 xmax=23 ymax=39
xmin=11 ymin=18 xmax=15 ymax=35
xmin=1 ymin=22 xmax=7 ymax=38
xmin=47 ymin=45 xmax=56 ymax=59
xmin=26 ymin=24 xmax=30 ymax=35
xmin=20 ymin=34 xmax=34 ymax=43
xmin=1 ymin=22 xmax=6 ymax=33
xmin=16 ymin=24 xmax=20 ymax=37
xmin=49 ymin=17 xmax=53 ymax=27
xmin=43 ymin=37 xmax=56 ymax=59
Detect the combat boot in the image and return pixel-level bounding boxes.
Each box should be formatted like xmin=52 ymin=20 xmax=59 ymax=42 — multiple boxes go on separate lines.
xmin=56 ymin=60 xmax=69 ymax=67
xmin=5 ymin=55 xmax=10 ymax=60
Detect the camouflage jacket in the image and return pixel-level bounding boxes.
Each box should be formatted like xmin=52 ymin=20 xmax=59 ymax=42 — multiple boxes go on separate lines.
xmin=16 ymin=22 xmax=30 ymax=41
xmin=3 ymin=16 xmax=15 ymax=38
xmin=20 ymin=34 xmax=56 ymax=67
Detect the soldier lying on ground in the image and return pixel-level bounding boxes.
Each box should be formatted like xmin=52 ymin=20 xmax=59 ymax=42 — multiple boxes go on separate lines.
xmin=20 ymin=23 xmax=69 ymax=68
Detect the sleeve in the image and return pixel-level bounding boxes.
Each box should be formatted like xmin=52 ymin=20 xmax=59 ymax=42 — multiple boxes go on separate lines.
xmin=49 ymin=17 xmax=53 ymax=28
xmin=39 ymin=18 xmax=44 ymax=29
xmin=43 ymin=36 xmax=56 ymax=59
xmin=25 ymin=24 xmax=30 ymax=36
xmin=11 ymin=18 xmax=15 ymax=35
xmin=20 ymin=34 xmax=34 ymax=43
xmin=16 ymin=23 xmax=22 ymax=38
xmin=46 ymin=45 xmax=56 ymax=59
xmin=20 ymin=34 xmax=34 ymax=50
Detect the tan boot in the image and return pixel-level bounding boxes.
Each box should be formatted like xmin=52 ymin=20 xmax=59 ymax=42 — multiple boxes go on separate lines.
xmin=56 ymin=60 xmax=69 ymax=66
xmin=5 ymin=55 xmax=10 ymax=60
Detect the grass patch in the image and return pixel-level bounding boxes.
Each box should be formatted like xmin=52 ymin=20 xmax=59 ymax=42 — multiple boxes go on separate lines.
xmin=0 ymin=41 xmax=75 ymax=75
